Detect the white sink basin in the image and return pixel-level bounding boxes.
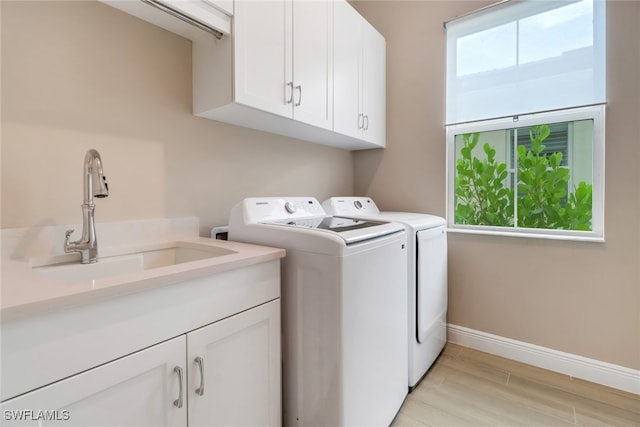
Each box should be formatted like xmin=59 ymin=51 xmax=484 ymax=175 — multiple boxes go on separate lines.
xmin=34 ymin=242 xmax=237 ymax=283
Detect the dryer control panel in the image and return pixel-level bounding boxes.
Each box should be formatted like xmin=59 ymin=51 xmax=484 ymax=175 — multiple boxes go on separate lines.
xmin=322 ymin=197 xmax=381 ymax=216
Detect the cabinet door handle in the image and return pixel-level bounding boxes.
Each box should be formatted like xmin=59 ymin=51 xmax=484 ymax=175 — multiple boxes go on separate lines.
xmin=294 ymin=85 xmax=302 ymax=107
xmin=173 ymin=366 xmax=184 ymax=408
xmin=358 ymin=113 xmax=364 ymax=130
xmin=286 ymin=82 xmax=294 ymax=104
xmin=195 ymin=356 xmax=205 ymax=396
xmin=363 ymin=115 xmax=369 ymax=131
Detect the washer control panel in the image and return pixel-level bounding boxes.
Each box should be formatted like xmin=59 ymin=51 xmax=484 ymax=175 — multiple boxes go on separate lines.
xmin=241 ymin=197 xmax=326 ymax=222
xmin=284 ymin=201 xmax=297 ymax=214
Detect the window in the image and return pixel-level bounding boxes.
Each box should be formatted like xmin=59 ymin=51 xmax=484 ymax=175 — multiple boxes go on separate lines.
xmin=445 ymin=0 xmax=606 ymax=241
xmin=448 ymin=106 xmax=604 ymax=239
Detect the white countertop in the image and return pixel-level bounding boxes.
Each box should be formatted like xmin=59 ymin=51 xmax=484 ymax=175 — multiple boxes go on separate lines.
xmin=1 ymin=219 xmax=285 ymax=321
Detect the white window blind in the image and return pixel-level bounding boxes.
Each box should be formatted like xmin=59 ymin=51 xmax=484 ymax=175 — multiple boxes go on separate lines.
xmin=445 ymin=0 xmax=606 ymax=125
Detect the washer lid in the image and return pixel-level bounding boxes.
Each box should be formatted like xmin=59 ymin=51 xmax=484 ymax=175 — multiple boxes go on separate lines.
xmin=263 ymin=216 xmax=403 ymax=245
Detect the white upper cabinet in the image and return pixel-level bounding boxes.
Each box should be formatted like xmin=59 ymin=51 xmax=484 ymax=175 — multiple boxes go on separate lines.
xmin=202 ymin=0 xmax=333 ymax=131
xmin=334 ymin=0 xmax=386 ymax=147
xmin=103 ymin=0 xmax=385 ymax=150
xmin=233 ymin=0 xmax=333 ymax=129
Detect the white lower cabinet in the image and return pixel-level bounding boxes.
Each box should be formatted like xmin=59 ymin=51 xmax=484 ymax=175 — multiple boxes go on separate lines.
xmin=187 ymin=300 xmax=281 ymax=427
xmin=0 ymin=337 xmax=187 ymax=426
xmin=0 ymin=300 xmax=281 ymax=427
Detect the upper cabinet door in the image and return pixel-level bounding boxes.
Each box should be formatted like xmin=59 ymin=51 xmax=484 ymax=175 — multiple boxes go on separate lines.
xmin=0 ymin=337 xmax=187 ymax=427
xmin=291 ymin=0 xmax=333 ymax=130
xmin=333 ymin=0 xmax=362 ymax=140
xmin=187 ymin=300 xmax=282 ymax=427
xmin=361 ymin=20 xmax=386 ymax=147
xmin=234 ymin=0 xmax=293 ymax=118
xmin=333 ymin=0 xmax=386 ymax=147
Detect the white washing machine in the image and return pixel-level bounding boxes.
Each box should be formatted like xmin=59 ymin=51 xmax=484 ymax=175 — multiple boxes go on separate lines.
xmin=322 ymin=197 xmax=447 ymax=391
xmin=228 ymin=197 xmax=408 ymax=427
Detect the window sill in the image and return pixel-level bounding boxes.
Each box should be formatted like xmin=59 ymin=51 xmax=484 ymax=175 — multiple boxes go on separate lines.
xmin=446 ymin=227 xmax=605 ymax=243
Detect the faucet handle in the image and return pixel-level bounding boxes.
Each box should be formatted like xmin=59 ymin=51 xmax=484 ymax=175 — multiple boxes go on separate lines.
xmin=65 ymin=229 xmax=75 ymax=242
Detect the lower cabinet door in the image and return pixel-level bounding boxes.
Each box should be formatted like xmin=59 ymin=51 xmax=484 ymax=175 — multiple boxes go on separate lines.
xmin=186 ymin=300 xmax=281 ymax=427
xmin=0 ymin=336 xmax=187 ymax=427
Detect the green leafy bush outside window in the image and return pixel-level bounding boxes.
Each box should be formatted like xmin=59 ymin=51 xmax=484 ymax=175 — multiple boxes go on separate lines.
xmin=455 ymin=125 xmax=593 ymax=231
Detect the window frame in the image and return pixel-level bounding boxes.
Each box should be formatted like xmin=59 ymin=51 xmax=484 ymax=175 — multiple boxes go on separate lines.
xmin=446 ymin=105 xmax=605 ymax=242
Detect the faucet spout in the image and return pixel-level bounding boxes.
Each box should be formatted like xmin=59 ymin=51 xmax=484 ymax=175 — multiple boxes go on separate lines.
xmin=65 ymin=149 xmax=109 ymax=264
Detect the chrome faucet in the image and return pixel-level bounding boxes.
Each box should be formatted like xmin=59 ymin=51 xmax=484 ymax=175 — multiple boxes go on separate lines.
xmin=64 ymin=149 xmax=109 ymax=264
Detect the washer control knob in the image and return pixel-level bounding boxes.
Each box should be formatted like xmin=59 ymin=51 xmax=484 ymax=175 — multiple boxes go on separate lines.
xmin=354 ymin=200 xmax=363 ymax=209
xmin=284 ymin=202 xmax=297 ymax=214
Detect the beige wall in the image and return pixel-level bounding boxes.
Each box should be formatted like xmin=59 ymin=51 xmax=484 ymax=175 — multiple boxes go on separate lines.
xmin=2 ymin=0 xmax=638 ymax=372
xmin=353 ymin=0 xmax=640 ymax=370
xmin=0 ymin=0 xmax=354 ymax=235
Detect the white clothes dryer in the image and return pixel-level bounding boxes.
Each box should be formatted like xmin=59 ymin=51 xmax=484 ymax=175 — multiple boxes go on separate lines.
xmin=323 ymin=197 xmax=447 ymax=390
xmin=228 ymin=197 xmax=408 ymax=426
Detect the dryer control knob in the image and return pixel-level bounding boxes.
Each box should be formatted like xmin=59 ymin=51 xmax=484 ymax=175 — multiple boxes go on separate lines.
xmin=285 ymin=202 xmax=297 ymax=214
xmin=354 ymin=200 xmax=363 ymax=209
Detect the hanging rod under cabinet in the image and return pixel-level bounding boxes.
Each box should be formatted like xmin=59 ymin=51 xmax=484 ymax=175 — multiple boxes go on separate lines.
xmin=141 ymin=0 xmax=224 ymax=39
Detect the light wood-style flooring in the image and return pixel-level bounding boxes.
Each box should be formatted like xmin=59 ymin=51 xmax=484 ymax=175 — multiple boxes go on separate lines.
xmin=392 ymin=343 xmax=640 ymax=426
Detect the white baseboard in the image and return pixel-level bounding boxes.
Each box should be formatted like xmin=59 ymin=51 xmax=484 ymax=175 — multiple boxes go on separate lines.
xmin=447 ymin=324 xmax=640 ymax=395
